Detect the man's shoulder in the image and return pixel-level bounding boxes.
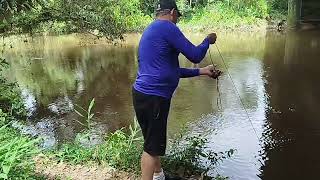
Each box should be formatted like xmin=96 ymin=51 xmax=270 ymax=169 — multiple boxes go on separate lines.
xmin=147 ymin=20 xmax=178 ymax=31
xmin=140 ymin=20 xmax=181 ymax=43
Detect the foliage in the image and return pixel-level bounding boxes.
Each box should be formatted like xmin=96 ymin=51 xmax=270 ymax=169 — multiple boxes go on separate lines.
xmin=0 ymin=124 xmax=41 ymax=179
xmin=162 ymin=133 xmax=235 ymax=179
xmin=53 ymin=118 xmax=143 ymax=172
xmin=266 ymin=0 xmax=288 ymax=19
xmin=53 ymin=115 xmax=234 ymax=178
xmin=0 ymin=0 xmax=45 ymax=33
xmin=177 ymin=0 xmax=267 ymax=18
xmin=75 ymin=98 xmax=95 ymax=130
xmin=95 ymin=119 xmax=143 ymax=171
xmin=0 ymin=42 xmax=41 ymax=179
xmin=1 ymin=0 xmax=152 ymax=38
xmin=0 ymin=0 xmax=44 ymax=19
xmin=267 ymin=0 xmax=288 ymax=14
xmin=0 ymin=58 xmax=26 ymax=123
xmin=1 ymin=0 xmax=287 ymax=36
xmin=139 ymin=0 xmax=156 ymax=17
xmin=178 ymin=2 xmax=264 ymax=31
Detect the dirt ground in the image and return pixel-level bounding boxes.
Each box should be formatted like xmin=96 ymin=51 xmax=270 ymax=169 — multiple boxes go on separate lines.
xmin=34 ymin=154 xmax=138 ymax=180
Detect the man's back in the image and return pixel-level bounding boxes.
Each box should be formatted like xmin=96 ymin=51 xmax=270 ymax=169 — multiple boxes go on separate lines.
xmin=134 ymin=20 xmax=181 ymax=99
xmin=134 ymin=19 xmax=210 ymax=99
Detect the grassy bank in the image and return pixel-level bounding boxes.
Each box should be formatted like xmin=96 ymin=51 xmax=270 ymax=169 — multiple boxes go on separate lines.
xmin=1 ymin=111 xmax=234 ymax=179
xmin=0 ymin=59 xmax=42 ymax=179
xmin=0 ymin=124 xmax=41 ymax=179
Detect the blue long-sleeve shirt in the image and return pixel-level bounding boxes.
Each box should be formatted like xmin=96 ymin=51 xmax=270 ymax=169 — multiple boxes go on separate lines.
xmin=133 ymin=19 xmax=210 ymax=99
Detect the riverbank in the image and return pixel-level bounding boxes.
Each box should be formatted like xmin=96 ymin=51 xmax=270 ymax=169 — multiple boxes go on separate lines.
xmin=34 ymin=154 xmax=137 ymax=180
xmin=0 ymin=72 xmax=233 ymax=180
xmin=1 ymin=116 xmax=233 ymax=179
xmin=1 ymin=0 xmax=286 ymax=39
xmin=0 ymin=75 xmax=234 ymax=179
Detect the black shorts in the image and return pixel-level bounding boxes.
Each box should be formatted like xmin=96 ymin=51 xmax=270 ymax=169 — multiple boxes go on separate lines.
xmin=132 ymin=87 xmax=171 ymax=156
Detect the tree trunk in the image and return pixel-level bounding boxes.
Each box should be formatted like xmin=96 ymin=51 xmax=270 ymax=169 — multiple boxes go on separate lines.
xmin=288 ymin=0 xmax=302 ymax=29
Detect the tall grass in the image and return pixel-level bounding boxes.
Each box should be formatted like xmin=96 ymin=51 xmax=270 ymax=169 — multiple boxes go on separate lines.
xmin=74 ymin=98 xmax=95 ymax=130
xmin=0 ymin=124 xmax=41 ymax=179
xmin=53 ymin=118 xmax=143 ymax=172
xmin=179 ymin=2 xmax=267 ymax=31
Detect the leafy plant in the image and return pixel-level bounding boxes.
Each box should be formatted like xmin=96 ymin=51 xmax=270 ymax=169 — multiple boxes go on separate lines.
xmin=74 ymin=98 xmax=95 ymax=130
xmin=53 ymin=118 xmax=143 ymax=172
xmin=0 ymin=58 xmax=26 ymax=122
xmin=96 ymin=119 xmax=143 ymax=172
xmin=162 ymin=133 xmax=235 ymax=179
xmin=0 ymin=124 xmax=40 ymax=179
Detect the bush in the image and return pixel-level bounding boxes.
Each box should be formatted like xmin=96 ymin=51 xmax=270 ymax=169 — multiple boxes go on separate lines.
xmin=162 ymin=133 xmax=235 ymax=179
xmin=179 ymin=2 xmax=265 ymax=31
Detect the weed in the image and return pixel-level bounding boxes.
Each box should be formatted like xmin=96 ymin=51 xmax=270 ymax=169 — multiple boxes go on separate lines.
xmin=52 ymin=118 xmax=143 ymax=172
xmin=74 ymin=98 xmax=95 ymax=130
xmin=0 ymin=124 xmax=41 ymax=179
xmin=162 ymin=133 xmax=235 ymax=179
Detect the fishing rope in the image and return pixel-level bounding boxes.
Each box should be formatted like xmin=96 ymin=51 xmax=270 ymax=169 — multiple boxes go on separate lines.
xmin=209 ymin=44 xmax=260 ymax=140
xmin=208 ymin=48 xmax=222 ymax=109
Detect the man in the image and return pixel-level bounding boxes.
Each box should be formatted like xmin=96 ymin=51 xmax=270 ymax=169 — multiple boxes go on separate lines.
xmin=132 ymin=0 xmax=220 ymax=179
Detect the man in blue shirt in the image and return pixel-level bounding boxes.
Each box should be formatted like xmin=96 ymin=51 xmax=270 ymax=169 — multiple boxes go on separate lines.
xmin=132 ymin=0 xmax=221 ymax=179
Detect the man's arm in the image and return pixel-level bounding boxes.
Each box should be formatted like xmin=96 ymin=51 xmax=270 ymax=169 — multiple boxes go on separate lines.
xmin=166 ymin=24 xmax=216 ymax=64
xmin=179 ymin=65 xmax=220 ymax=78
xmin=179 ymin=68 xmax=199 ymax=78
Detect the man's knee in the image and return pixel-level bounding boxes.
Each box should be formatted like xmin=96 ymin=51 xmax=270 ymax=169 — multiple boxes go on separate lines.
xmin=142 ymin=151 xmax=160 ymax=160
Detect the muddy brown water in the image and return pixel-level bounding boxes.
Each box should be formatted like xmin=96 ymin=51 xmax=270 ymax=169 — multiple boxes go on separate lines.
xmin=3 ymin=30 xmax=320 ymax=179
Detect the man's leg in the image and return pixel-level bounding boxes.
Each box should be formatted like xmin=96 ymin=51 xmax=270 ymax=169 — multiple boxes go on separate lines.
xmin=141 ymin=151 xmax=161 ymax=180
xmin=154 ymin=156 xmax=162 ymax=173
xmin=132 ymin=88 xmax=170 ymax=180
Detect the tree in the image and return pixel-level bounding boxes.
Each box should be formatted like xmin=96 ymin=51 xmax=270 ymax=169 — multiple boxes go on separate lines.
xmin=139 ymin=0 xmax=155 ymax=15
xmin=1 ymin=0 xmax=149 ymax=39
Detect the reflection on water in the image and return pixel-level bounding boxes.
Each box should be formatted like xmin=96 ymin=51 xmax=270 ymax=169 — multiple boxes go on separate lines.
xmin=260 ymin=30 xmax=320 ymax=179
xmin=4 ymin=36 xmax=139 ymax=145
xmin=3 ymin=30 xmax=320 ymax=179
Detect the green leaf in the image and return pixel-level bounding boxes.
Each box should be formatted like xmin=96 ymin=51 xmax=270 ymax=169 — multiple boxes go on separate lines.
xmin=75 ymin=120 xmax=85 ymax=127
xmin=74 ymin=109 xmax=84 ymax=118
xmin=88 ymin=98 xmax=95 ymax=113
xmin=75 ymin=104 xmax=87 ymax=113
xmin=0 ymin=173 xmax=8 ymax=179
xmin=2 ymin=165 xmax=10 ymax=174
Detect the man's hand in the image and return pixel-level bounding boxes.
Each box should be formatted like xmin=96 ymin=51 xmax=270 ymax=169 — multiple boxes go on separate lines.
xmin=207 ymin=33 xmax=217 ymax=44
xmin=199 ymin=65 xmax=222 ymax=79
